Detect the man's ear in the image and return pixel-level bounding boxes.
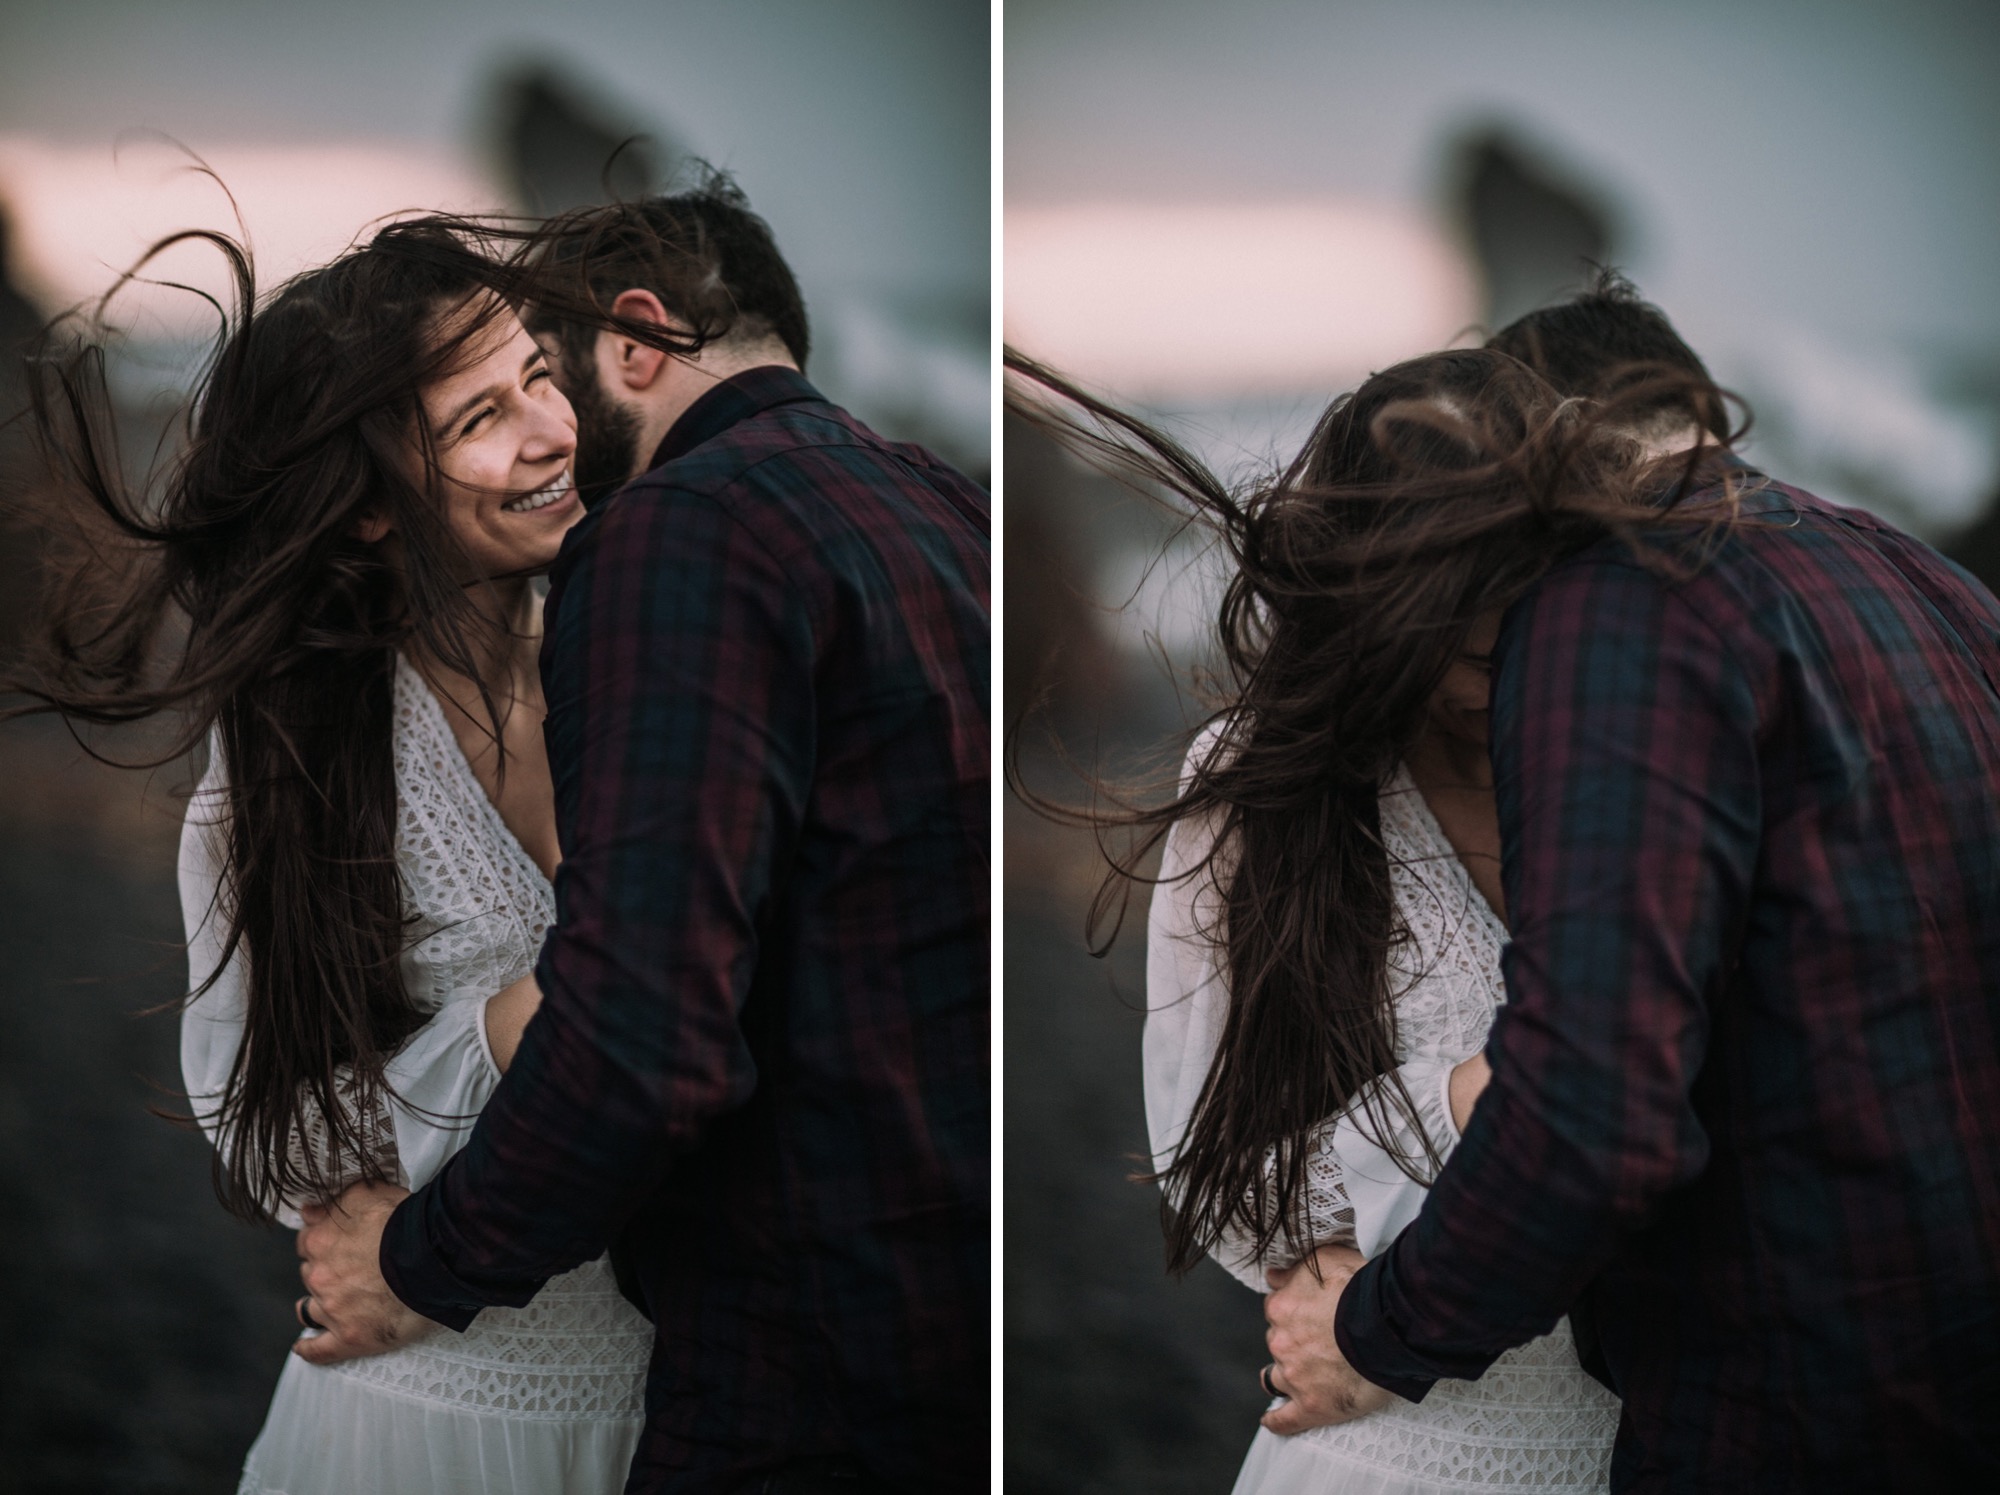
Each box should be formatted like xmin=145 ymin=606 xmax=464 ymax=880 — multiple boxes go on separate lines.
xmin=353 ymin=510 xmax=393 ymax=544
xmin=607 ymin=288 xmax=676 ymax=393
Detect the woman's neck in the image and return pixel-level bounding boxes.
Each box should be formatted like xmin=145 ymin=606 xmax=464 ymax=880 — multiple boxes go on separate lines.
xmin=408 ymin=576 xmax=542 ymax=704
xmin=403 ymin=575 xmax=560 ymax=879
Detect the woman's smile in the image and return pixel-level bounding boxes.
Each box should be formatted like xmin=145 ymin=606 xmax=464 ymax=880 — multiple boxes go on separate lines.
xmin=500 ymin=471 xmax=577 ymax=517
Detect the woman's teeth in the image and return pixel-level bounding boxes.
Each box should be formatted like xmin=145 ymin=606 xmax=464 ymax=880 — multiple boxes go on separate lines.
xmin=502 ymin=475 xmax=572 ymax=514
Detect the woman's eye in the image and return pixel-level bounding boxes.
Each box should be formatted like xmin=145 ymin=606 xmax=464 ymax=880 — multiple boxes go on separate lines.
xmin=528 ymin=367 xmax=552 ymax=385
xmin=460 ymin=408 xmax=492 ymax=437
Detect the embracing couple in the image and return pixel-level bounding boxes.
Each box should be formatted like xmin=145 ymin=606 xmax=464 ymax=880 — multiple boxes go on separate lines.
xmin=1016 ymin=276 xmax=2000 ymax=1493
xmin=17 ymin=176 xmax=988 ymax=1494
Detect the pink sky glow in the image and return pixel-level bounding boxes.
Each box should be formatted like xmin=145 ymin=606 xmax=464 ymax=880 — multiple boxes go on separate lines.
xmin=1005 ymin=199 xmax=1482 ymax=403
xmin=0 ymin=136 xmax=499 ymax=337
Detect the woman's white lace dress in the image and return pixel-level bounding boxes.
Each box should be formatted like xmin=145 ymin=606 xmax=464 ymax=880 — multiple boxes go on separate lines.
xmin=178 ymin=655 xmax=652 ymax=1495
xmin=1145 ymin=744 xmax=1620 ymax=1495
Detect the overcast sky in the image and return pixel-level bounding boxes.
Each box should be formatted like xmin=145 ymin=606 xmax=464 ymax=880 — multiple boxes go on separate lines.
xmin=1008 ymin=0 xmax=2000 ymax=368
xmin=0 ymin=0 xmax=989 ymax=307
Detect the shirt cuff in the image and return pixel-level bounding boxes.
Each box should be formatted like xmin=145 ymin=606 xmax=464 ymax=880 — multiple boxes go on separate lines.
xmin=378 ymin=1177 xmax=521 ymax=1333
xmin=1334 ymin=1251 xmax=1439 ymax=1404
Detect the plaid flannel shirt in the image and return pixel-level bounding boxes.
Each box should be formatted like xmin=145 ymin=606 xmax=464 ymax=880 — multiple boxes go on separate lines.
xmin=381 ymin=369 xmax=990 ymax=1494
xmin=1336 ymin=467 xmax=2000 ymax=1492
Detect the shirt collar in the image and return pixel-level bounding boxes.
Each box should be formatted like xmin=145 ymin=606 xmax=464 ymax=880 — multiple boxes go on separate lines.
xmin=1644 ymin=446 xmax=1782 ymax=512
xmin=1704 ymin=450 xmax=1797 ymax=516
xmin=646 ymin=365 xmax=825 ymax=470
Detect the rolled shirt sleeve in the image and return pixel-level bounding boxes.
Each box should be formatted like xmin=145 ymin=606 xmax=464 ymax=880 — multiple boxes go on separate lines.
xmin=1334 ymin=552 xmax=1763 ymax=1399
xmin=381 ymin=481 xmax=813 ymax=1327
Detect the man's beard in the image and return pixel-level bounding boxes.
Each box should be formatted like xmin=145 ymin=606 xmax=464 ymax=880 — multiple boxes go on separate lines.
xmin=564 ymin=371 xmax=645 ymax=509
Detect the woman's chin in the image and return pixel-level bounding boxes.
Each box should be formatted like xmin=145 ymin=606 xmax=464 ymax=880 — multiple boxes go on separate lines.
xmin=472 ymin=535 xmax=577 ymax=584
xmin=491 ymin=492 xmax=583 ymax=558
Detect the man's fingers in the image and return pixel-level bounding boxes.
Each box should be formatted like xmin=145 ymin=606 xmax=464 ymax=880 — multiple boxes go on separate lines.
xmin=1261 ymin=1397 xmax=1315 ymax=1435
xmin=291 ymin=1331 xmax=369 ymax=1366
xmin=1265 ymin=1262 xmax=1295 ymax=1291
xmin=297 ymin=1220 xmax=329 ymax=1262
xmin=1312 ymin=1243 xmax=1365 ymax=1275
xmin=291 ymin=1328 xmax=368 ymax=1366
xmin=1260 ymin=1386 xmax=1364 ymax=1437
xmin=1267 ymin=1320 xmax=1307 ymax=1366
xmin=332 ymin=1179 xmax=406 ymax=1218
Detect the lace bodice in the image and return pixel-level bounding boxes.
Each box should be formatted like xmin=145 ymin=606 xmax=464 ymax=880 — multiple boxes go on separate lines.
xmin=181 ymin=656 xmax=557 ymax=1205
xmin=388 ymin=651 xmax=557 ymax=1011
xmin=1144 ymin=737 xmax=1618 ymax=1491
xmin=1373 ymin=773 xmax=1511 ymax=1065
xmin=179 ymin=655 xmax=651 ymax=1431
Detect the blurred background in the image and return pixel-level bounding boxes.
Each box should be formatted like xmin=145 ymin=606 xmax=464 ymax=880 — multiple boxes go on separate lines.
xmin=0 ymin=2 xmax=986 ymax=1490
xmin=1002 ymin=2 xmax=2000 ymax=1491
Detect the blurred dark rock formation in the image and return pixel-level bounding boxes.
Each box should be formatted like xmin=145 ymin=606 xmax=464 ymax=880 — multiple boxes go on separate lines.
xmin=1004 ymin=890 xmax=1269 ymax=1495
xmin=484 ymin=61 xmax=673 ymax=214
xmin=1941 ymin=482 xmax=2000 ymax=594
xmin=1 ymin=204 xmax=47 ymax=655
xmin=1004 ymin=397 xmax=1262 ymax=1488
xmin=1447 ymin=125 xmax=1620 ymax=329
xmin=0 ymin=199 xmax=296 ymax=1494
xmin=1003 ymin=410 xmax=1116 ymax=732
xmin=0 ymin=725 xmax=299 ymax=1493
xmin=0 ymin=211 xmax=36 ymax=352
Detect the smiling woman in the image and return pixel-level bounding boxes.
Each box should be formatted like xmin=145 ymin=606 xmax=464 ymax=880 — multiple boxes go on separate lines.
xmin=0 ymin=220 xmax=661 ymax=1494
xmin=393 ymin=309 xmax=582 ymax=576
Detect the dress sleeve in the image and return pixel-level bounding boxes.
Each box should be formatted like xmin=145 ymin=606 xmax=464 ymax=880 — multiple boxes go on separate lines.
xmin=177 ymin=745 xmax=504 ymax=1224
xmin=1144 ymin=802 xmax=1277 ymax=1292
xmin=376 ymin=996 xmax=501 ymax=1196
xmin=177 ymin=754 xmax=246 ymax=1154
xmin=1144 ymin=739 xmax=1463 ymax=1290
xmin=1331 ymin=1057 xmax=1461 ymax=1259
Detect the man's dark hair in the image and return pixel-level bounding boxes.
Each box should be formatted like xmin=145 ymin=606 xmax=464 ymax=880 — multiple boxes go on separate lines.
xmin=1487 ymin=269 xmax=1730 ymax=440
xmin=530 ymin=168 xmax=810 ymax=370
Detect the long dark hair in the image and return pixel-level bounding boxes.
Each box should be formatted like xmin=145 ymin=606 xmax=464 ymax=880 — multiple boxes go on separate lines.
xmin=2 ymin=217 xmax=657 ymax=1219
xmin=1007 ymin=345 xmax=1746 ymax=1273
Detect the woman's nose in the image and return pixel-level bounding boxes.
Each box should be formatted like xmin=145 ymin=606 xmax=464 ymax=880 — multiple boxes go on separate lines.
xmin=523 ymin=400 xmax=578 ymax=464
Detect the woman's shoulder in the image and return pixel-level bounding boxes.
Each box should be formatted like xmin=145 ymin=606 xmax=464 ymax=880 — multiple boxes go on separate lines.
xmin=1177 ymin=713 xmax=1248 ymax=792
xmin=1158 ymin=716 xmax=1256 ymax=922
xmin=179 ymin=730 xmax=231 ymax=852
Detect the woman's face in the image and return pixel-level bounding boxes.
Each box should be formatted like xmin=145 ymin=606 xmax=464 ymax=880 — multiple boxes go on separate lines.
xmin=417 ymin=306 xmax=582 ymax=577
xmin=1428 ymin=608 xmax=1502 ymax=748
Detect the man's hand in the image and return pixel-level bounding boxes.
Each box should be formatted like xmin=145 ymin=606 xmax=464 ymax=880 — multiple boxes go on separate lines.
xmin=1261 ymin=1243 xmax=1397 ymax=1434
xmin=292 ymin=1180 xmax=433 ymax=1366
